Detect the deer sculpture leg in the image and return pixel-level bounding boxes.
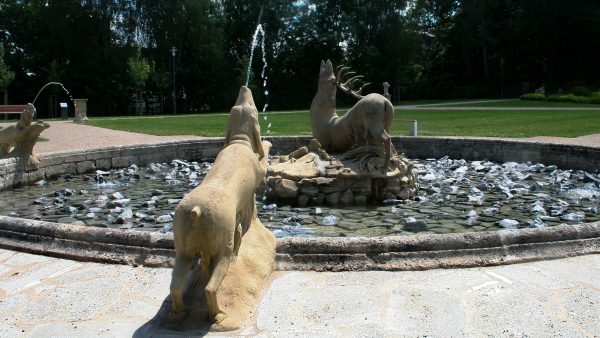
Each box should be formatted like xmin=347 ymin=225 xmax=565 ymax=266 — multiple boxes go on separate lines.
xmin=204 ymin=234 xmax=235 ymax=322
xmin=233 ymin=222 xmax=242 ymax=256
xmin=383 ymin=130 xmax=392 ymax=172
xmin=200 ymin=252 xmax=211 ymax=279
xmin=170 ymin=251 xmax=195 ymax=317
xmin=233 ymin=199 xmax=253 ymax=256
xmin=367 ymin=123 xmax=392 ymax=173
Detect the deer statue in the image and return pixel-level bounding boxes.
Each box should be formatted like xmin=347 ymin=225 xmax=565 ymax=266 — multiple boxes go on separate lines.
xmin=310 ymin=60 xmax=394 ymax=171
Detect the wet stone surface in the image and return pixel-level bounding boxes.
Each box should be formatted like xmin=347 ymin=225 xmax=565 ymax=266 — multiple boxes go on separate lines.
xmin=0 ymin=157 xmax=599 ymax=237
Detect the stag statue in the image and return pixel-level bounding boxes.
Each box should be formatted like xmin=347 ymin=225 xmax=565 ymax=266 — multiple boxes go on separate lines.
xmin=310 ymin=60 xmax=394 ymax=170
xmin=266 ymin=61 xmax=418 ymax=204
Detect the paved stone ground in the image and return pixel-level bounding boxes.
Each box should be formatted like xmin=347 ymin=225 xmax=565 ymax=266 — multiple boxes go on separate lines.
xmin=0 ymin=118 xmax=598 ymax=337
xmin=31 ymin=121 xmax=205 ymax=154
xmin=0 ymin=249 xmax=598 ymax=337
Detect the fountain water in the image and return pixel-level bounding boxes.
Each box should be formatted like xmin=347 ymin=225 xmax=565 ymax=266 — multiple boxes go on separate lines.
xmin=31 ymin=82 xmax=73 ymax=118
xmin=244 ymin=12 xmax=271 ymax=137
xmin=1 ymin=156 xmax=597 ymax=237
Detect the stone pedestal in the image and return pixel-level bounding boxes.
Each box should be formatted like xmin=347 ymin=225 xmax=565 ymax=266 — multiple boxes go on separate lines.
xmin=73 ymin=99 xmax=89 ymax=123
xmin=166 ymin=217 xmax=275 ymax=331
xmin=212 ymin=217 xmax=275 ymax=330
xmin=383 ymin=81 xmax=391 ymax=101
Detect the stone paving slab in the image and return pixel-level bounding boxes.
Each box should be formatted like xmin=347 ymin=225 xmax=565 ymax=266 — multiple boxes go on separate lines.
xmin=0 ymin=248 xmax=598 ymax=337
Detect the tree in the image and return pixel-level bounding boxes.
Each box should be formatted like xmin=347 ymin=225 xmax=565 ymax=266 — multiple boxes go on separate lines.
xmin=127 ymin=45 xmax=150 ymax=91
xmin=0 ymin=42 xmax=15 ymax=104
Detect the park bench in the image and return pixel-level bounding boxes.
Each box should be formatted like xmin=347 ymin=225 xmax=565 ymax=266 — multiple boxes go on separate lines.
xmin=0 ymin=105 xmax=28 ymax=121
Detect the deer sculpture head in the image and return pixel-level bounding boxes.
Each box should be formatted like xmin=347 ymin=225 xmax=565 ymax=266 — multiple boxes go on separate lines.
xmin=317 ymin=60 xmax=372 ymax=104
xmin=318 ymin=60 xmax=337 ymax=104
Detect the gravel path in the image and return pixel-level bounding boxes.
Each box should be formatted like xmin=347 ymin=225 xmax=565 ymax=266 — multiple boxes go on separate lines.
xmin=30 ymin=121 xmax=205 ymax=154
xmin=524 ymin=134 xmax=600 ymax=146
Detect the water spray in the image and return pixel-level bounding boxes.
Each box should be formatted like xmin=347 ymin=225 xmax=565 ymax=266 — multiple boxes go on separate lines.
xmin=31 ymin=82 xmax=73 ymax=119
xmin=245 ymin=7 xmax=271 ymax=138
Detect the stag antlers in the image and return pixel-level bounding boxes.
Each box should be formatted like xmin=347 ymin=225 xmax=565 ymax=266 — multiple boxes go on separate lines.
xmin=335 ymin=66 xmax=371 ymax=99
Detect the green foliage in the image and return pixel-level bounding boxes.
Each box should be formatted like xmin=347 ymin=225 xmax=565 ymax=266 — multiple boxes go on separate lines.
xmin=589 ymin=96 xmax=600 ymax=104
xmin=151 ymin=69 xmax=171 ymax=92
xmin=0 ymin=43 xmax=15 ymax=89
xmin=522 ymin=91 xmax=600 ymax=105
xmin=1 ymin=0 xmax=600 ymax=114
xmin=520 ymin=93 xmax=545 ymax=101
xmin=441 ymin=99 xmax=600 ymax=108
xmin=546 ymin=94 xmax=590 ymax=104
xmin=127 ymin=46 xmax=151 ymax=91
xmin=571 ymin=86 xmax=593 ymax=97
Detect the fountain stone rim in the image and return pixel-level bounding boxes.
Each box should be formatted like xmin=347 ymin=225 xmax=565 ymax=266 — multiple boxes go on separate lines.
xmin=0 ymin=136 xmax=599 ymax=271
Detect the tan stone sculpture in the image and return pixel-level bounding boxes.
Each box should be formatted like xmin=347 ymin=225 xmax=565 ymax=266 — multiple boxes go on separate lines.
xmin=265 ymin=61 xmax=419 ymax=205
xmin=310 ymin=60 xmax=394 ymax=170
xmin=169 ymin=86 xmax=275 ymax=331
xmin=0 ymin=103 xmax=49 ymax=170
xmin=225 ymin=86 xmax=265 ymax=160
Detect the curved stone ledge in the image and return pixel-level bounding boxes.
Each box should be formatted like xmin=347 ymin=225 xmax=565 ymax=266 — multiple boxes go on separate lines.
xmin=0 ymin=216 xmax=598 ymax=271
xmin=0 ymin=216 xmax=174 ymax=267
xmin=276 ymin=223 xmax=600 ymax=271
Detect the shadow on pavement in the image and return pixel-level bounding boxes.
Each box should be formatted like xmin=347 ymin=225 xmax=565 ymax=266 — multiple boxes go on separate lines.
xmin=133 ymin=271 xmax=215 ymax=337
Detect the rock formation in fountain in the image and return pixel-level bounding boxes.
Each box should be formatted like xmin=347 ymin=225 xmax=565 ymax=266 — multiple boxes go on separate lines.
xmin=168 ymin=86 xmax=275 ymax=331
xmin=0 ymin=103 xmax=49 ymax=171
xmin=267 ymin=60 xmax=419 ymax=205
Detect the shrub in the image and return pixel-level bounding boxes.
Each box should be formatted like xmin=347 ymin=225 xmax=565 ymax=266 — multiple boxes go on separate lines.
xmin=520 ymin=91 xmax=600 ymax=104
xmin=589 ymin=95 xmax=600 ymax=104
xmin=546 ymin=94 xmax=591 ymax=104
xmin=520 ymin=93 xmax=545 ymax=101
xmin=571 ymin=86 xmax=593 ymax=97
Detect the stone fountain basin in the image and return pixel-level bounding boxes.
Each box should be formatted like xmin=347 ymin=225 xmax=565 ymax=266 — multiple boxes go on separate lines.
xmin=0 ymin=136 xmax=599 ymax=271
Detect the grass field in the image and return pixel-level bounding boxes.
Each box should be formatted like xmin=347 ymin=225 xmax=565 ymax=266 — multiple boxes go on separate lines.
xmin=88 ymin=103 xmax=600 ymax=138
xmin=431 ymin=99 xmax=600 ymax=108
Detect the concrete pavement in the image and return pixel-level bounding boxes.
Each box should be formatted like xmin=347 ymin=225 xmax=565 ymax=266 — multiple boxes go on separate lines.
xmin=0 ymin=248 xmax=598 ymax=337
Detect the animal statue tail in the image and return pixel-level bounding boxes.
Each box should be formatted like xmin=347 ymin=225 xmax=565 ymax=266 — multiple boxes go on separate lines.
xmin=190 ymin=205 xmax=202 ymax=223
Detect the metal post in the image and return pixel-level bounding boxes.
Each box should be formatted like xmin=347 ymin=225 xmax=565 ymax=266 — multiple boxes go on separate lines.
xmin=409 ymin=120 xmax=418 ymax=136
xmin=170 ymin=46 xmax=177 ymax=114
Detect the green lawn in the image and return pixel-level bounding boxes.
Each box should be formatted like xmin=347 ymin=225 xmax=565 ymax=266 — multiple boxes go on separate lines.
xmin=88 ymin=107 xmax=600 ymax=138
xmin=89 ymin=112 xmax=315 ymax=137
xmin=396 ymin=98 xmax=493 ymax=106
xmin=396 ymin=109 xmax=600 ymax=137
xmin=432 ymin=99 xmax=600 ymax=108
